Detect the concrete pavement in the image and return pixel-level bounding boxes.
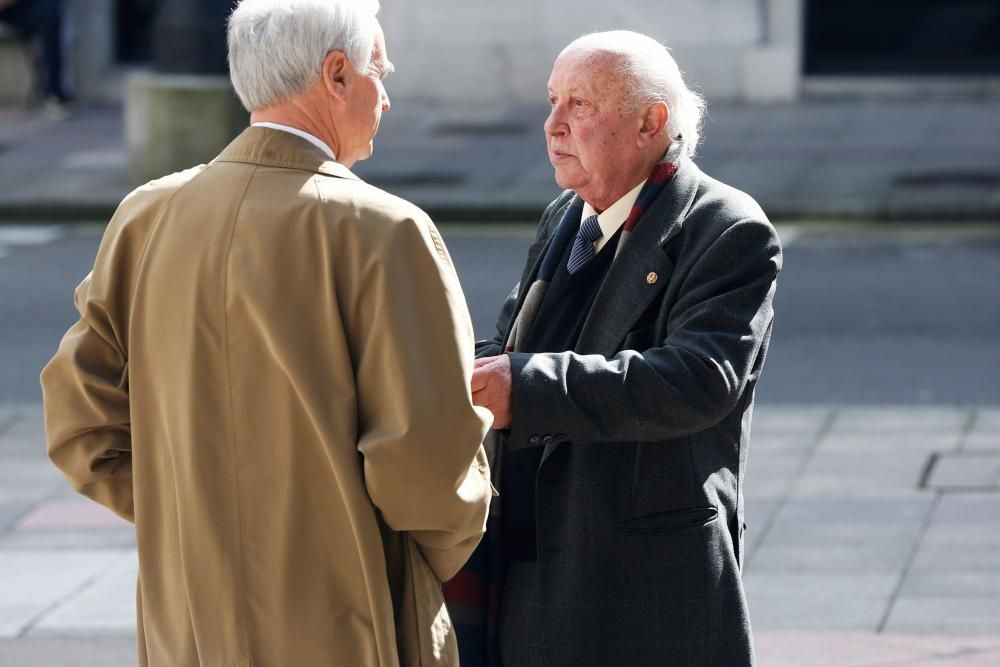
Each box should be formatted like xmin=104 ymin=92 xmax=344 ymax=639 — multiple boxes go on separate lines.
xmin=2 ymin=402 xmax=998 ymax=665
xmin=1 ymin=98 xmax=1000 ymax=222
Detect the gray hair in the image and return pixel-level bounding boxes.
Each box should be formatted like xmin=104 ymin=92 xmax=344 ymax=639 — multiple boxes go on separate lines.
xmin=228 ymin=0 xmax=381 ymax=112
xmin=565 ymin=31 xmax=707 ymax=158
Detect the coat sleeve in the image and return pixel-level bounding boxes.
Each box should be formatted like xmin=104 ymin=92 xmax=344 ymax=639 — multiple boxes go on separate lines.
xmin=506 ymin=217 xmax=782 ymax=446
xmin=351 ymin=213 xmax=494 ymax=582
xmin=40 ymin=266 xmax=134 ymax=522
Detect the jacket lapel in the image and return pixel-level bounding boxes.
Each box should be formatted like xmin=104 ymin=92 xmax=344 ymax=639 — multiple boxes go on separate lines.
xmin=575 ymin=158 xmax=701 ymax=357
xmin=540 ymin=160 xmax=700 ymax=464
xmin=501 ymin=195 xmax=580 ymax=351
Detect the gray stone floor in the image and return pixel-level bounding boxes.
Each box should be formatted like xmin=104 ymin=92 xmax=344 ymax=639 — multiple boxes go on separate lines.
xmin=1 ymin=403 xmax=998 ymax=665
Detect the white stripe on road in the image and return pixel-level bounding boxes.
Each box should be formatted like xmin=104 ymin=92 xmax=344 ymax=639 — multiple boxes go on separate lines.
xmin=0 ymin=226 xmax=65 ymax=245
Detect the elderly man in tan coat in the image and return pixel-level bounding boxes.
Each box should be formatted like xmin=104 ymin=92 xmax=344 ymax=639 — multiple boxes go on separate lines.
xmin=39 ymin=0 xmax=494 ymax=664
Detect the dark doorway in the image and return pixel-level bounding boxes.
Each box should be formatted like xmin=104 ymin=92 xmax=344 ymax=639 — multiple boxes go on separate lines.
xmin=805 ymin=0 xmax=1000 ymax=76
xmin=116 ymin=0 xmax=158 ymax=64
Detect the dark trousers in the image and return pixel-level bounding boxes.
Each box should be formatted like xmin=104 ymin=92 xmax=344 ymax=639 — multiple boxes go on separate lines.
xmin=0 ymin=0 xmax=68 ymax=102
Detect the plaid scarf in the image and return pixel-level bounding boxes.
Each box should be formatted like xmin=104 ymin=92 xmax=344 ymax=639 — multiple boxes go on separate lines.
xmin=443 ymin=150 xmax=681 ymax=667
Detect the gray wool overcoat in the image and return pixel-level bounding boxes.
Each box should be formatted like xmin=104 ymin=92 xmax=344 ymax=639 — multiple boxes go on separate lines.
xmin=478 ymin=156 xmax=782 ymax=666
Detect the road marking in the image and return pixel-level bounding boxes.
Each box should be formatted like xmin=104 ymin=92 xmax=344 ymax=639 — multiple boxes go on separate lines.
xmin=0 ymin=226 xmax=66 ymax=262
xmin=0 ymin=226 xmax=65 ymax=245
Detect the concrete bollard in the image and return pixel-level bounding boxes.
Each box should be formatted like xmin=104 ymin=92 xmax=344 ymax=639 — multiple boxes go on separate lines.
xmin=125 ymin=71 xmax=248 ymax=186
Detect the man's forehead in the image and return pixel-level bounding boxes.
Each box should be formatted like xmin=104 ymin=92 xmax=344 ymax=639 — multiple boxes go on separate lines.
xmin=548 ymin=50 xmax=619 ymax=91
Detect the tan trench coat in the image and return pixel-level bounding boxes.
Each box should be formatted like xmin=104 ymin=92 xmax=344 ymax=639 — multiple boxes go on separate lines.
xmin=40 ymin=128 xmax=494 ymax=666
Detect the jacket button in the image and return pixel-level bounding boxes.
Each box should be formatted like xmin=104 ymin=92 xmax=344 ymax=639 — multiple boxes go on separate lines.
xmin=542 ymin=435 xmax=554 ymax=445
xmin=529 ymin=435 xmax=541 ymax=445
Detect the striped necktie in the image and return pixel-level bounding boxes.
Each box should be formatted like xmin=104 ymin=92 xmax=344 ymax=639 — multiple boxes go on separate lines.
xmin=566 ymin=214 xmax=603 ymax=274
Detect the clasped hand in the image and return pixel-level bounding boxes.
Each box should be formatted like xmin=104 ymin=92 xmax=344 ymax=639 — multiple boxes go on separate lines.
xmin=471 ymin=355 xmax=512 ymax=430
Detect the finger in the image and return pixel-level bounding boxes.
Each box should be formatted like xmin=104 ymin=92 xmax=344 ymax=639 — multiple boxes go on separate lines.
xmin=471 ymin=369 xmax=491 ymax=393
xmin=474 ymin=356 xmax=498 ymax=369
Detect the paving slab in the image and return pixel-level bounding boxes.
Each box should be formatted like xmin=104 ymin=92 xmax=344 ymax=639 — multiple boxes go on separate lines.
xmin=970 ymin=410 xmax=1000 ymax=433
xmin=885 ymin=596 xmax=1000 ymax=635
xmin=751 ymin=406 xmax=832 ymax=436
xmin=900 ymin=573 xmax=1000 ymax=598
xmin=0 ymin=460 xmax=64 ymax=505
xmin=750 ymin=433 xmax=817 ymax=456
xmin=0 ymin=638 xmax=136 ymax=667
xmin=830 ymin=407 xmax=971 ymax=435
xmin=820 ymin=433 xmax=961 ymax=454
xmin=925 ymin=453 xmax=1000 ymax=491
xmin=793 ymin=450 xmax=931 ymax=498
xmin=0 ymin=550 xmax=126 ymax=638
xmin=748 ymin=541 xmax=915 ymax=575
xmin=910 ymin=545 xmax=1000 ymax=575
xmin=754 ymin=632 xmax=1000 ymax=667
xmin=32 ymin=550 xmax=136 ymax=637
xmin=746 ymin=573 xmax=898 ymax=631
xmin=745 ymin=453 xmax=807 ymax=499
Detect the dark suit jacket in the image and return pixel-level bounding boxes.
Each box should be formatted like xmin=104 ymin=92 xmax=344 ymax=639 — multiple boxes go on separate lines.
xmin=478 ymin=157 xmax=782 ymax=666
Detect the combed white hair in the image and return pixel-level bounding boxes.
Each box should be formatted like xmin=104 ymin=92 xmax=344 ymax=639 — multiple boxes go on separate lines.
xmin=565 ymin=31 xmax=707 ymax=158
xmin=228 ymin=0 xmax=381 ymax=112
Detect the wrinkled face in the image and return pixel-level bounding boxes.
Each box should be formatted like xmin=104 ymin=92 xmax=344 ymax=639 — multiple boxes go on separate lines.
xmin=339 ymin=25 xmax=393 ymax=165
xmin=544 ymin=50 xmax=645 ymax=209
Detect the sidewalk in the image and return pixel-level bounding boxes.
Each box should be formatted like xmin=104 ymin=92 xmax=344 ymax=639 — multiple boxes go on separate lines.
xmin=1 ymin=403 xmax=998 ymax=665
xmin=1 ymin=99 xmax=1000 ymax=223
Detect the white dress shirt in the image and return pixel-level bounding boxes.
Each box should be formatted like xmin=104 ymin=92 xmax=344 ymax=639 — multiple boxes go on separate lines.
xmin=581 ymin=178 xmax=646 ymax=254
xmin=251 ymin=122 xmax=337 ymax=161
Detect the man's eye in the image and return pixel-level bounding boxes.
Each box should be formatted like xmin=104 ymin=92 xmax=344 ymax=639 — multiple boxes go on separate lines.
xmin=548 ymin=96 xmax=557 ymax=106
xmin=574 ymin=99 xmax=585 ymax=108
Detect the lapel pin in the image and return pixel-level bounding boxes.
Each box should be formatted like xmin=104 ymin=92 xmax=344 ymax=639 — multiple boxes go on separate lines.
xmin=646 ymin=272 xmax=658 ymax=285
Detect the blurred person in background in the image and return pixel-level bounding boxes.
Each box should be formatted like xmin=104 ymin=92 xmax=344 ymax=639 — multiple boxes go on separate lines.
xmin=462 ymin=31 xmax=782 ymax=666
xmin=0 ymin=0 xmax=71 ymax=109
xmin=39 ymin=0 xmax=493 ymax=665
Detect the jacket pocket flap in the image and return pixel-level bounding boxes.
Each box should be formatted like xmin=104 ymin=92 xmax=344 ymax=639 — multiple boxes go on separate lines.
xmin=621 ymin=505 xmax=719 ymax=534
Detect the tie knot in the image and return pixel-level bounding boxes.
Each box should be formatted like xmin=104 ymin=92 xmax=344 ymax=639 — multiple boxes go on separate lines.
xmin=578 ymin=214 xmax=602 ymax=243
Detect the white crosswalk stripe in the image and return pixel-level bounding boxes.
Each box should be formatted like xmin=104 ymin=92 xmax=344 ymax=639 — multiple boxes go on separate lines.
xmin=0 ymin=225 xmax=66 ymax=261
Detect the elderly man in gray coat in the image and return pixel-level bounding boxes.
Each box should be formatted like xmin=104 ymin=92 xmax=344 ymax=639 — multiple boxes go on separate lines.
xmin=471 ymin=31 xmax=782 ymax=666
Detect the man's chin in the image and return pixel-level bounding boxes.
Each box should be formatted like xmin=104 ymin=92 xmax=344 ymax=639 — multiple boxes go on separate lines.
xmin=552 ymin=167 xmax=582 ymax=192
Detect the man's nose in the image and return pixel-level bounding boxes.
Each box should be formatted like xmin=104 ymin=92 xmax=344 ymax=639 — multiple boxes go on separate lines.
xmin=544 ymin=105 xmax=565 ymax=136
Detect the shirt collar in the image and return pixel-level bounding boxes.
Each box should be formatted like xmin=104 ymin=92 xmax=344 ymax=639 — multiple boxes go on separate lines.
xmin=250 ymin=122 xmax=337 ymax=161
xmin=581 ymin=178 xmax=647 ymax=248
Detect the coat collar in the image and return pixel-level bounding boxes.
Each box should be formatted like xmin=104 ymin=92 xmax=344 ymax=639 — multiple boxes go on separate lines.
xmin=575 ymin=156 xmax=702 ymax=355
xmin=214 ymin=126 xmax=361 ymax=182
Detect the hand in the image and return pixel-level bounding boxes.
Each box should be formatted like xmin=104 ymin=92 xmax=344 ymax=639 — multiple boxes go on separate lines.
xmin=471 ymin=355 xmax=512 ymax=430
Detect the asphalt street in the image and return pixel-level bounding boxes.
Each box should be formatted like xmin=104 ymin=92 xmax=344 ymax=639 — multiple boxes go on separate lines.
xmin=1 ymin=222 xmax=998 ymax=407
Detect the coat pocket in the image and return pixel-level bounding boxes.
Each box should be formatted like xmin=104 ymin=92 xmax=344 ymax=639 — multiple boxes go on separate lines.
xmin=620 ymin=505 xmax=719 ymax=534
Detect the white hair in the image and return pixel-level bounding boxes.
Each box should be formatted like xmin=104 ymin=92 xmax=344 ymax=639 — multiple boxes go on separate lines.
xmin=228 ymin=0 xmax=381 ymax=112
xmin=564 ymin=31 xmax=707 ymax=158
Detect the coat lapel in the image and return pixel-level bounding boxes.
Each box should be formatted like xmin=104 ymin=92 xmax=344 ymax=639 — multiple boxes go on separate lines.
xmin=501 ymin=195 xmax=580 ymax=351
xmin=576 ymin=158 xmax=701 ymax=357
xmin=539 ymin=160 xmax=701 ymax=463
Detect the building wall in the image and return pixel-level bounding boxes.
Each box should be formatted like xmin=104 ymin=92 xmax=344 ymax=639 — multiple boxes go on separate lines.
xmin=378 ymin=0 xmax=801 ymax=103
xmin=59 ymin=0 xmax=802 ymax=105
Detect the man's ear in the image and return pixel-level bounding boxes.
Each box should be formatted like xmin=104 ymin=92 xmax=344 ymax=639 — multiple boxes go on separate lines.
xmin=322 ymin=50 xmax=350 ymax=102
xmin=637 ymin=101 xmax=669 ymax=148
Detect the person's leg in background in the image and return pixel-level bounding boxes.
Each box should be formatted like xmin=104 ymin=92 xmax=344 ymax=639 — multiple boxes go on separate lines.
xmin=0 ymin=0 xmax=71 ymax=106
